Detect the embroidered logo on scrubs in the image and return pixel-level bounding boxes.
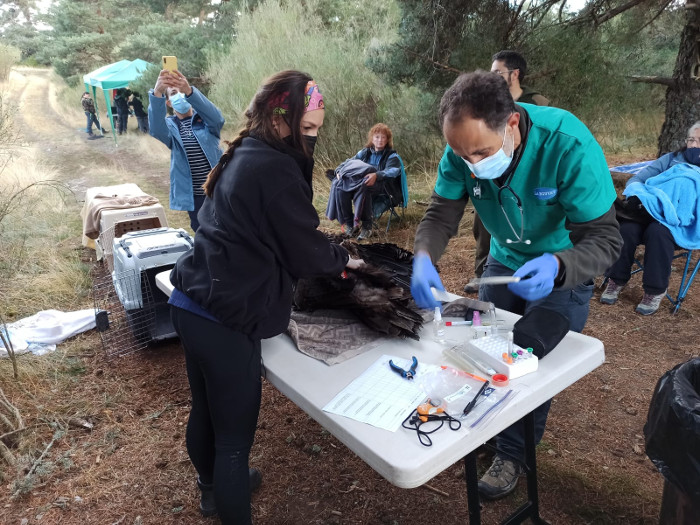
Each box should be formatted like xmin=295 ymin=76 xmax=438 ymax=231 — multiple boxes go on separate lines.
xmin=533 ymin=187 xmax=557 ymax=200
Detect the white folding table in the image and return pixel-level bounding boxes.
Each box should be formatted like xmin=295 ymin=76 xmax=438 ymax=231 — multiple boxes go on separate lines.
xmin=155 ymin=270 xmax=605 ymax=524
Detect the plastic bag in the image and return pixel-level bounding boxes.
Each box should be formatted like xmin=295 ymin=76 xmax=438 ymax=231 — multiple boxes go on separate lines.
xmin=643 ymin=357 xmax=700 ymax=500
xmin=417 ymin=366 xmax=515 ymax=429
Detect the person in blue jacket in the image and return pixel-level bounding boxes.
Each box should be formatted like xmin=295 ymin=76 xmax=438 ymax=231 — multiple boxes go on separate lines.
xmin=148 ymin=69 xmax=224 ymax=231
xmin=601 ymin=121 xmax=700 ymax=315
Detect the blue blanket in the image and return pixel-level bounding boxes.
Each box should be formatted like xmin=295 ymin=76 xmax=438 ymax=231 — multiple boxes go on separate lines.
xmin=624 ymin=163 xmax=700 ymax=249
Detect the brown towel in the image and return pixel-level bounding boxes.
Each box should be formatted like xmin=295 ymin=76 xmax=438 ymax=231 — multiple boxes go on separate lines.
xmin=82 ymin=193 xmax=159 ymax=239
xmin=287 ymin=309 xmax=387 ymax=365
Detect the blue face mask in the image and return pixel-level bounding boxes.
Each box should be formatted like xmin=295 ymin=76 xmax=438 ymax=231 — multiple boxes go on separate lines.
xmin=170 ymin=93 xmax=192 ymax=114
xmin=463 ymin=127 xmax=513 ymax=180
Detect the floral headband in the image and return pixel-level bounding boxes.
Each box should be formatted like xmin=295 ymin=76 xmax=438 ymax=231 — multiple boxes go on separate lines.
xmin=270 ymin=80 xmax=324 ymax=115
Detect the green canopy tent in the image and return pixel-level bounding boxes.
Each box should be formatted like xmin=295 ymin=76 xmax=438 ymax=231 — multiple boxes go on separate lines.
xmin=83 ymin=59 xmax=154 ymax=143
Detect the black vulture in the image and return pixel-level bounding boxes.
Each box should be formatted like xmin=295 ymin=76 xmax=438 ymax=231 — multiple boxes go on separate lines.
xmin=293 ymin=238 xmax=423 ymax=339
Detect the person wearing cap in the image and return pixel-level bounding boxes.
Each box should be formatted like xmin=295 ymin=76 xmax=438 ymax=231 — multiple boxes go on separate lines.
xmin=410 ymin=71 xmax=621 ymax=500
xmin=168 ymin=70 xmax=364 ymax=524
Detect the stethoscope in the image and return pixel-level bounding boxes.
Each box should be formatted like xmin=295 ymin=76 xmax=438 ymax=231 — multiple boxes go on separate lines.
xmin=473 ymin=173 xmax=532 ymax=245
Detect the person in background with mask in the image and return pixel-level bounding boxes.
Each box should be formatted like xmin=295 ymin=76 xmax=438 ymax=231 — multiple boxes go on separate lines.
xmin=148 ymin=69 xmax=224 ymax=231
xmin=410 ymin=71 xmax=621 ymax=500
xmin=601 ymin=121 xmax=700 ymax=315
xmin=168 ymin=70 xmax=364 ymax=524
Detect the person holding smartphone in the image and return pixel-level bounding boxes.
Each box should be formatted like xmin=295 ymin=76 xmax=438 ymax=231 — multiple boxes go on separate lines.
xmin=148 ymin=67 xmax=224 ymax=231
xmin=168 ymin=70 xmax=364 ymax=524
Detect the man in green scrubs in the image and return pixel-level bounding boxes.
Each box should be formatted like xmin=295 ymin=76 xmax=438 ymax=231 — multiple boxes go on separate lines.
xmin=411 ymin=71 xmax=621 ymax=500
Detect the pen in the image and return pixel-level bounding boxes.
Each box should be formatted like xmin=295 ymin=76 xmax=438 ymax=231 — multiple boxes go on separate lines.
xmin=462 ymin=380 xmax=490 ymax=416
xmin=445 ymin=320 xmax=472 ymax=326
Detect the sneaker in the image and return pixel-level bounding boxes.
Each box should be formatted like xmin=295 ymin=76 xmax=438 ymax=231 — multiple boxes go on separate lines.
xmin=196 ymin=477 xmax=217 ymax=518
xmin=600 ymin=279 xmax=624 ymax=305
xmin=636 ymin=291 xmax=666 ymax=316
xmin=478 ymin=456 xmax=523 ymax=500
xmin=357 ymin=228 xmax=372 ymax=241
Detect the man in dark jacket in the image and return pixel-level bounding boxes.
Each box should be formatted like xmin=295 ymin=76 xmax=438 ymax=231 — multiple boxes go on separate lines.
xmin=81 ymin=92 xmax=105 ymax=138
xmin=114 ymin=88 xmax=131 ymax=135
xmin=491 ymin=50 xmax=550 ymax=106
xmin=129 ymin=92 xmax=148 ymax=133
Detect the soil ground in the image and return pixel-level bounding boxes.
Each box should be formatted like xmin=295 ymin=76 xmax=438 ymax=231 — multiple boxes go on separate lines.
xmin=1 ymin=68 xmax=697 ymax=524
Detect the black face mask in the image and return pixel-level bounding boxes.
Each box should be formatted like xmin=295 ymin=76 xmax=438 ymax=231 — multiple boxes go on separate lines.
xmin=281 ymin=135 xmax=316 ymax=191
xmin=683 ymin=147 xmax=700 ymax=166
xmin=282 ymin=135 xmax=317 ymax=157
xmin=303 ymin=135 xmax=317 ymax=156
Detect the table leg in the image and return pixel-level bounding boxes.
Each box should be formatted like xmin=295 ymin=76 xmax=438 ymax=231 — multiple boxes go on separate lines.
xmin=501 ymin=411 xmax=551 ymax=525
xmin=464 ymin=452 xmax=481 ymax=525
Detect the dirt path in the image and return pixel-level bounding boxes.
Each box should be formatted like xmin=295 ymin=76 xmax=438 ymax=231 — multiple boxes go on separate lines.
xmin=7 ymin=68 xmax=173 ymax=206
xmin=2 ymin=68 xmax=694 ymax=524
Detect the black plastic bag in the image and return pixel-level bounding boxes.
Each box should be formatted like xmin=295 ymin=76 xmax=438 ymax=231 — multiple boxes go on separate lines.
xmin=644 ymin=357 xmax=700 ymax=500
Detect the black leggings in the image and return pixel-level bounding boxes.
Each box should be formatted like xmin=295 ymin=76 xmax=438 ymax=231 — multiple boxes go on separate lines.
xmin=170 ymin=306 xmax=262 ymax=525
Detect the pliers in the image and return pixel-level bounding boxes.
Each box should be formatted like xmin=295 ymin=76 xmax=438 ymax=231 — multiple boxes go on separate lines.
xmin=389 ymin=356 xmax=418 ymax=380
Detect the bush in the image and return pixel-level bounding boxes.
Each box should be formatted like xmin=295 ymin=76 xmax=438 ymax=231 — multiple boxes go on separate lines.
xmin=206 ymin=0 xmax=439 ymax=169
xmin=0 ymin=44 xmax=21 ymax=82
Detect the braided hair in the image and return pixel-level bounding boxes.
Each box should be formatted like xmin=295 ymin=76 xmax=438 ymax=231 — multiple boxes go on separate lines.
xmin=203 ymin=70 xmax=314 ymax=197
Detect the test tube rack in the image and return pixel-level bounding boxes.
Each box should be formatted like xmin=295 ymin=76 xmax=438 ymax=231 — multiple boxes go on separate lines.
xmin=446 ymin=335 xmax=538 ymax=379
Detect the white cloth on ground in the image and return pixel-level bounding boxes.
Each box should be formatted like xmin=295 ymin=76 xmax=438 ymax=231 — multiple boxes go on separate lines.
xmin=0 ymin=309 xmax=96 ymax=356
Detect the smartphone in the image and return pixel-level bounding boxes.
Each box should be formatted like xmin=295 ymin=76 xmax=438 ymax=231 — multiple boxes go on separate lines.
xmin=162 ymin=56 xmax=178 ymax=74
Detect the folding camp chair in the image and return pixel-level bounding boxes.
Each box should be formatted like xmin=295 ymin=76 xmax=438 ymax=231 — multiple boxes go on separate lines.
xmin=632 ymin=248 xmax=700 ymax=314
xmin=371 ymin=155 xmax=409 ymax=233
xmin=604 ymin=248 xmax=700 ymax=314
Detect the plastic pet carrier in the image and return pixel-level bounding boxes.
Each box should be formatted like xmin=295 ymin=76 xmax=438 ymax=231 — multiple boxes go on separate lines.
xmin=92 ymin=227 xmax=193 ymax=358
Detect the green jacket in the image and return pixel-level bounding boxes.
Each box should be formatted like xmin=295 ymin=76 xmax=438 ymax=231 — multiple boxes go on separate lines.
xmin=415 ymin=104 xmax=622 ymax=289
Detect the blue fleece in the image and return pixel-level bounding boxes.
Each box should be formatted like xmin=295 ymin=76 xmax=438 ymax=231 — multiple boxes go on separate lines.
xmin=624 ymin=163 xmax=700 ymax=249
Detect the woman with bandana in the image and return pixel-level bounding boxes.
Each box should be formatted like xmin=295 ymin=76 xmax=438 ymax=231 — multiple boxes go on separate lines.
xmin=168 ymin=70 xmax=364 ymax=524
xmin=601 ymin=121 xmax=700 ymax=315
xmin=148 ymin=69 xmax=225 ymax=231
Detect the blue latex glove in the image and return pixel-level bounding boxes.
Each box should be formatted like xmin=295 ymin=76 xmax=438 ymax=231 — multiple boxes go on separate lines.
xmin=411 ymin=252 xmax=445 ymax=309
xmin=507 ymin=253 xmax=559 ymax=301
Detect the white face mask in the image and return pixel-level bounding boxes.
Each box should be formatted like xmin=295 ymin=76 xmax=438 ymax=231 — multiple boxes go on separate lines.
xmin=463 ymin=126 xmax=513 ymax=180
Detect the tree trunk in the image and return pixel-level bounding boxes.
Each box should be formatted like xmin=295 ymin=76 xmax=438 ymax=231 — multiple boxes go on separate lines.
xmin=657 ymin=2 xmax=700 ymax=155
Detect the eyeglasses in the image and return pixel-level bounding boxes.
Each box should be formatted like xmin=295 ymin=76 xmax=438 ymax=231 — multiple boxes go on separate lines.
xmin=491 ymin=69 xmax=515 ymax=77
xmin=686 ymin=137 xmax=700 ymax=146
xmin=497 ymin=184 xmax=532 ymax=245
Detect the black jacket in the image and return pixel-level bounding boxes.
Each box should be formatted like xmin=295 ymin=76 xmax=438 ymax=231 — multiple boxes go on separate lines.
xmin=171 ymin=135 xmax=349 ymax=339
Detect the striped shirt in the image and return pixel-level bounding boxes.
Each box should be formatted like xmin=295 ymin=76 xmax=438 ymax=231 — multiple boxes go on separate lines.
xmin=176 ymin=116 xmax=212 ymax=196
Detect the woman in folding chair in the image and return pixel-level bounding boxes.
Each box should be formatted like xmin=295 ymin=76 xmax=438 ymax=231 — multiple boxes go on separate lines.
xmin=601 ymin=121 xmax=700 ymax=315
xmin=325 ymin=123 xmax=404 ymax=240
